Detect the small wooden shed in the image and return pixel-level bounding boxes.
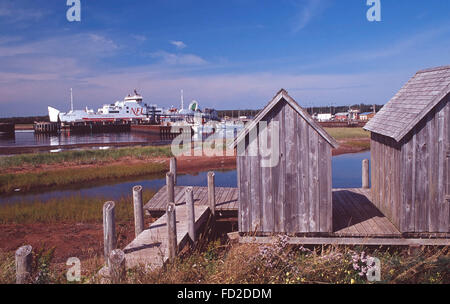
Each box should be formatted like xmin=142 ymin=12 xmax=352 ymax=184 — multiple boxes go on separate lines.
xmin=364 ymin=66 xmax=450 ymax=233
xmin=234 ymin=89 xmax=339 ymax=234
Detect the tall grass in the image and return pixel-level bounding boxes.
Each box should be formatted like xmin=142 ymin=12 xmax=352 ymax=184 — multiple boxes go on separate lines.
xmin=0 ymin=162 xmax=167 ymax=194
xmin=0 ymin=145 xmax=173 ymax=170
xmin=0 ymin=190 xmax=155 ymax=224
xmin=324 ymin=127 xmax=370 ymax=140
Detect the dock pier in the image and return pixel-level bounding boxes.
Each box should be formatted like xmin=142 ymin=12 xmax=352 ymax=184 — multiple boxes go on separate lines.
xmin=0 ymin=122 xmax=15 ymax=134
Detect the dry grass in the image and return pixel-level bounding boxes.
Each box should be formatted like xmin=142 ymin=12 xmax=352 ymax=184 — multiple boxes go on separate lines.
xmin=1 ymin=235 xmax=448 ymax=284
xmin=123 ymin=238 xmax=449 ymax=284
xmin=325 ymin=127 xmax=370 ymax=140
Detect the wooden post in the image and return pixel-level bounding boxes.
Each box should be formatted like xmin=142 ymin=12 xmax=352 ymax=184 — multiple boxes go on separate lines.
xmin=15 ymin=245 xmax=32 ymax=284
xmin=362 ymin=159 xmax=370 ymax=189
xmin=103 ymin=201 xmax=116 ymax=267
xmin=166 ymin=172 xmax=175 ymax=206
xmin=133 ymin=185 xmax=145 ymax=237
xmin=186 ymin=187 xmax=195 ymax=243
xmin=109 ymin=249 xmax=126 ymax=283
xmin=170 ymin=157 xmax=177 ymax=185
xmin=208 ymin=172 xmax=216 ymax=216
xmin=167 ymin=203 xmax=177 ymax=261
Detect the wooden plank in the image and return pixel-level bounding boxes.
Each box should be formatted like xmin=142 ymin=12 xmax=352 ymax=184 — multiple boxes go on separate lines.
xmin=353 ymin=188 xmax=401 ymax=236
xmin=214 ymin=187 xmax=227 ymax=210
xmin=298 ymin=116 xmax=310 ymax=233
xmin=308 ymin=126 xmax=319 ymax=232
xmin=272 ymin=103 xmax=284 ymax=233
xmin=332 ymin=190 xmax=360 ymax=236
xmin=124 ymin=205 xmax=210 ymax=270
xmin=428 ymin=109 xmax=439 ymax=232
xmin=332 ymin=190 xmax=354 ymax=235
xmin=240 ymin=236 xmax=450 ymax=246
xmin=221 ymin=188 xmax=236 ymax=211
xmin=250 ymin=122 xmax=261 ymax=231
xmin=344 ymin=189 xmax=384 ymax=236
xmin=340 ymin=190 xmax=371 ymax=235
xmin=415 ymin=119 xmax=429 ymax=232
xmin=284 ymin=104 xmax=297 ymax=233
xmin=318 ymin=137 xmax=331 ymax=232
xmin=261 ymin=110 xmax=274 ymax=232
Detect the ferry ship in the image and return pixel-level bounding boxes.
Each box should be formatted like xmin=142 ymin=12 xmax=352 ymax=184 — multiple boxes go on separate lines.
xmin=48 ymin=89 xmax=219 ymax=125
xmin=48 ymin=89 xmax=163 ymax=123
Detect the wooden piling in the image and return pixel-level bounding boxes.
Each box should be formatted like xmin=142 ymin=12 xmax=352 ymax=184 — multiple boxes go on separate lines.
xmin=167 ymin=203 xmax=177 ymax=261
xmin=362 ymin=159 xmax=370 ymax=189
xmin=15 ymin=245 xmax=32 ymax=284
xmin=133 ymin=186 xmax=144 ymax=237
xmin=166 ymin=172 xmax=175 ymax=205
xmin=170 ymin=157 xmax=177 ymax=185
xmin=186 ymin=187 xmax=195 ymax=243
xmin=207 ymin=172 xmax=216 ymax=216
xmin=109 ymin=249 xmax=126 ymax=283
xmin=103 ymin=201 xmax=116 ymax=266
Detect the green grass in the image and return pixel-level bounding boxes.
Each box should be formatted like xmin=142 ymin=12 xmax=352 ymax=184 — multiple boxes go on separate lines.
xmin=0 ymin=145 xmax=173 ymax=170
xmin=0 ymin=162 xmax=167 ymax=194
xmin=0 ymin=190 xmax=156 ymax=224
xmin=324 ymin=127 xmax=370 ymax=140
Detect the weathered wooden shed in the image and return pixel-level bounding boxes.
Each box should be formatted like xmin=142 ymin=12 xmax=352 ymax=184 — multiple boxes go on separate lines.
xmin=234 ymin=89 xmax=338 ymax=234
xmin=364 ymin=66 xmax=450 ymax=234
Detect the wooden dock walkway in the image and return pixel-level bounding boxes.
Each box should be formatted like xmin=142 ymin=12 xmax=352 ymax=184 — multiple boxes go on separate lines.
xmin=124 ymin=204 xmax=210 ymax=270
xmin=144 ymin=186 xmax=401 ymax=238
xmin=145 ymin=186 xmax=239 ymax=215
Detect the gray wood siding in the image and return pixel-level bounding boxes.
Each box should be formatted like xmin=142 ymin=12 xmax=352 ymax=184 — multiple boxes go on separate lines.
xmin=238 ymin=100 xmax=333 ymax=234
xmin=370 ymin=96 xmax=449 ymax=233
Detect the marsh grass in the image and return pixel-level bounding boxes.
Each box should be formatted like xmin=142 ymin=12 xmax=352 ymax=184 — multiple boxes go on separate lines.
xmin=0 ymin=189 xmax=156 ymax=224
xmin=324 ymin=127 xmax=370 ymax=140
xmin=126 ymin=240 xmax=449 ymax=284
xmin=0 ymin=145 xmax=173 ymax=170
xmin=0 ymin=162 xmax=167 ymax=194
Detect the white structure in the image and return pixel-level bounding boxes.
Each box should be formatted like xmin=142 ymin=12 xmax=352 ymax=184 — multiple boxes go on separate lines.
xmin=317 ymin=113 xmax=333 ymax=122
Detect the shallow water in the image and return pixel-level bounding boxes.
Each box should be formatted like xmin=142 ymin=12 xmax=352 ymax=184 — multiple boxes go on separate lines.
xmin=0 ymin=151 xmax=370 ymax=205
xmin=0 ymin=131 xmax=156 ymax=147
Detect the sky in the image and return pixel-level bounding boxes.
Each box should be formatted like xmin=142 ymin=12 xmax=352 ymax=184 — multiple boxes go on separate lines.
xmin=0 ymin=0 xmax=450 ymax=117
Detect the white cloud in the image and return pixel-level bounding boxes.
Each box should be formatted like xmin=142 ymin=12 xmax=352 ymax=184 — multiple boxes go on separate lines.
xmin=0 ymin=33 xmax=119 ymax=58
xmin=170 ymin=40 xmax=187 ymax=49
xmin=0 ymin=3 xmax=48 ymax=23
xmin=292 ymin=0 xmax=329 ymax=33
xmin=149 ymin=51 xmax=207 ymax=66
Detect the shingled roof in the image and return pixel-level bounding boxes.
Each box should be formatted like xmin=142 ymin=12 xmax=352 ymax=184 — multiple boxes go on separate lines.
xmin=364 ymin=65 xmax=450 ymax=142
xmin=232 ymin=89 xmax=339 ymax=148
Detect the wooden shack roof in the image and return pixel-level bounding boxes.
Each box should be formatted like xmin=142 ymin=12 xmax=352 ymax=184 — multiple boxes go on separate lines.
xmin=232 ymin=89 xmax=339 ymax=148
xmin=364 ymin=65 xmax=450 ymax=142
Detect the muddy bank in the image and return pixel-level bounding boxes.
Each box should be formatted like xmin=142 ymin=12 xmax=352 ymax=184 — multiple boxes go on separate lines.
xmin=0 ymin=218 xmax=155 ymax=263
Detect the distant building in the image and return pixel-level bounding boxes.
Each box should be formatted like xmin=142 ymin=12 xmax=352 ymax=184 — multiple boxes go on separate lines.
xmin=348 ymin=109 xmax=360 ymax=120
xmin=334 ymin=112 xmax=349 ymax=121
xmin=317 ymin=113 xmax=333 ymax=122
xmin=360 ymin=112 xmax=376 ymax=121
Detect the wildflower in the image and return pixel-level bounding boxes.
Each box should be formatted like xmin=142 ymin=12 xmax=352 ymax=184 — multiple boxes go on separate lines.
xmin=351 ymin=279 xmax=355 ymax=284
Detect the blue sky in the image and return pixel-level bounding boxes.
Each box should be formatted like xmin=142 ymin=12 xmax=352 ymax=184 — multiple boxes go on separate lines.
xmin=1 ymin=0 xmax=450 ymax=117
